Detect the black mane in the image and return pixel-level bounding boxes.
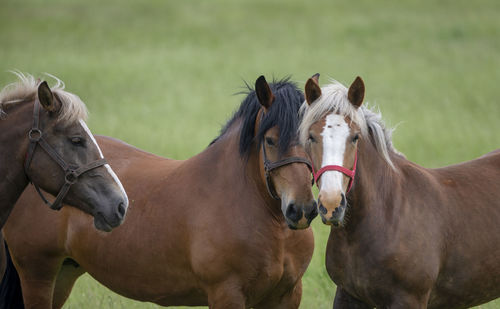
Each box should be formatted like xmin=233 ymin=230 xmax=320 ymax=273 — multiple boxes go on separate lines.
xmin=212 ymin=77 xmax=304 ymax=157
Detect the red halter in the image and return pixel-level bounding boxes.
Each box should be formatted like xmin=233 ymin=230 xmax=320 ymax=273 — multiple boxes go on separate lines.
xmin=312 ymin=150 xmax=358 ymax=193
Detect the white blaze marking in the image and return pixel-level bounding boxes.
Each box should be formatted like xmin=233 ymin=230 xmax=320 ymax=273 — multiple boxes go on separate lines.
xmin=320 ymin=114 xmax=350 ymax=193
xmin=79 ymin=119 xmax=129 ymax=208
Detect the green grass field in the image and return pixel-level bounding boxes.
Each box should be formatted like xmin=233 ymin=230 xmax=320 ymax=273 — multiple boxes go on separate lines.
xmin=1 ymin=0 xmax=499 ymax=308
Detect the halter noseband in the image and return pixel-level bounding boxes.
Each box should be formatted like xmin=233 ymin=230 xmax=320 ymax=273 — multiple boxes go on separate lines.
xmin=24 ymin=98 xmax=107 ymax=210
xmin=259 ymin=113 xmax=313 ymax=200
xmin=312 ymin=150 xmax=358 ymax=193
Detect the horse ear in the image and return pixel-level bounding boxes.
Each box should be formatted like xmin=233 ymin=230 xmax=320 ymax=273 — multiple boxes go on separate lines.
xmin=305 ymin=73 xmax=321 ymax=105
xmin=347 ymin=76 xmax=365 ymax=109
xmin=255 ymin=75 xmax=275 ymax=110
xmin=37 ymin=81 xmax=60 ymax=113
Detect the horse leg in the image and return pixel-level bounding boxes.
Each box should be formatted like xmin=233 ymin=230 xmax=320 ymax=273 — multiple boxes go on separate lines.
xmin=206 ymin=279 xmax=246 ymax=309
xmin=333 ymin=286 xmax=372 ymax=309
xmin=254 ymin=279 xmax=302 ymax=309
xmin=52 ymin=259 xmax=85 ymax=309
xmin=16 ymin=256 xmax=62 ymax=309
xmin=0 ymin=241 xmax=24 ymax=309
xmin=0 ymin=237 xmax=6 ymax=279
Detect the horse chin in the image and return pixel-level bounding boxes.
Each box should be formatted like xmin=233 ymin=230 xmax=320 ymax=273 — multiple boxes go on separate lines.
xmin=93 ymin=213 xmax=114 ymax=232
xmin=285 ymin=219 xmax=310 ymax=230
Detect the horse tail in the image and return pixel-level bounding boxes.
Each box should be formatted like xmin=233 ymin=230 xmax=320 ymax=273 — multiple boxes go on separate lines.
xmin=0 ymin=241 xmax=24 ymax=309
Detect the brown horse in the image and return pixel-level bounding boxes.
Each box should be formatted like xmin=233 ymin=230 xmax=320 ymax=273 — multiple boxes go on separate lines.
xmin=2 ymin=76 xmax=317 ymax=308
xmin=299 ymin=75 xmax=500 ymax=308
xmin=0 ymin=72 xmax=128 ymax=231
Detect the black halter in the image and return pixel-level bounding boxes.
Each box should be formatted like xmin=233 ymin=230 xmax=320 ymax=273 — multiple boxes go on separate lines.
xmin=259 ymin=113 xmax=313 ymax=200
xmin=24 ymin=99 xmax=107 ymax=210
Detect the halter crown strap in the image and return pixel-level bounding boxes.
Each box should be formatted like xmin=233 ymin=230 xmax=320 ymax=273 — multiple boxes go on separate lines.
xmin=24 ymin=99 xmax=107 ymax=210
xmin=313 ymin=150 xmax=358 ymax=193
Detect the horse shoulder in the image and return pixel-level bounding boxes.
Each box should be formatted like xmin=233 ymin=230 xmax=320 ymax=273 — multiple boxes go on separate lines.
xmin=3 ymin=185 xmax=67 ymax=263
xmin=189 ymin=209 xmax=298 ymax=301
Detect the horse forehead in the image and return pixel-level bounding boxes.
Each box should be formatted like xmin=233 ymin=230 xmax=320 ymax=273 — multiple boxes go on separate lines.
xmin=52 ymin=118 xmax=84 ymax=134
xmin=286 ymin=142 xmax=308 ymax=156
xmin=321 ymin=114 xmax=350 ymax=138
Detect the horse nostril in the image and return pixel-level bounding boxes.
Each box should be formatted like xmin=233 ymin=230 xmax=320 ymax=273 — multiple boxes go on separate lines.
xmin=118 ymin=202 xmax=126 ymax=217
xmin=286 ymin=203 xmax=302 ymax=223
xmin=308 ymin=204 xmax=318 ymax=220
xmin=340 ymin=193 xmax=346 ymax=207
xmin=318 ymin=203 xmax=328 ymax=215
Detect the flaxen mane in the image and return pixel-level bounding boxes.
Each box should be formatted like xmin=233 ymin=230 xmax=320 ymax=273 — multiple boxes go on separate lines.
xmin=299 ymin=79 xmax=402 ymax=170
xmin=0 ymin=71 xmax=88 ymax=123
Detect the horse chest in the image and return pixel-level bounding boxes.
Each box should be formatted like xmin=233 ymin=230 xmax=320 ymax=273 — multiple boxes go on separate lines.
xmin=244 ymin=235 xmax=310 ymax=306
xmin=326 ymin=228 xmax=407 ymax=304
xmin=326 ymin=233 xmax=373 ymax=297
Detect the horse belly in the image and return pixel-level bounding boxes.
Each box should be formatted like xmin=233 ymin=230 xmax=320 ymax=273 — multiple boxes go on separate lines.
xmin=84 ymin=264 xmax=205 ymax=305
xmin=429 ymin=253 xmax=500 ymax=308
xmin=67 ymin=212 xmax=206 ymax=305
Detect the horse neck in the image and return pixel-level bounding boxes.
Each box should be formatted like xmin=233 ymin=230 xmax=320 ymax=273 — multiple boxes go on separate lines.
xmin=346 ymin=137 xmax=401 ymax=231
xmin=0 ymin=100 xmax=33 ymax=227
xmin=206 ymin=121 xmax=285 ymax=224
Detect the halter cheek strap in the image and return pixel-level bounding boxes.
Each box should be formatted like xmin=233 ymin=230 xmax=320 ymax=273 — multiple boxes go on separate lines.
xmin=312 ymin=150 xmax=358 ymax=193
xmin=262 ymin=142 xmax=313 ymax=200
xmin=258 ymin=112 xmax=313 ymax=200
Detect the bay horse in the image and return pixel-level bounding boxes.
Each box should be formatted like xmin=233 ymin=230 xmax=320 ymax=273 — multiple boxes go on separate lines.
xmin=2 ymin=76 xmax=317 ymax=308
xmin=0 ymin=72 xmax=128 ymax=231
xmin=299 ymin=74 xmax=500 ymax=308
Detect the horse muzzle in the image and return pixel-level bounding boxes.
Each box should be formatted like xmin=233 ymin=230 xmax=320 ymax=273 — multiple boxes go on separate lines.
xmin=283 ymin=199 xmax=318 ymax=229
xmin=318 ymin=192 xmax=346 ymax=227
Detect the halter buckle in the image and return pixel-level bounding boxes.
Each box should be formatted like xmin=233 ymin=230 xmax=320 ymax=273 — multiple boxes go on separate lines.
xmin=263 ymin=160 xmax=271 ymax=173
xmin=28 ymin=128 xmax=42 ymax=142
xmin=65 ymin=170 xmax=78 ymax=184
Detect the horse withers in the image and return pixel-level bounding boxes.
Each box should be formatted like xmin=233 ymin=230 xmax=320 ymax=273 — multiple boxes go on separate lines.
xmin=299 ymin=74 xmax=500 ymax=308
xmin=2 ymin=76 xmax=317 ymax=308
xmin=0 ymin=72 xmax=128 ymax=231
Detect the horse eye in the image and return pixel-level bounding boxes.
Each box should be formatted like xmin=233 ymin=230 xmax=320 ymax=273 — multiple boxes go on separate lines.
xmin=265 ymin=137 xmax=276 ymax=147
xmin=308 ymin=134 xmax=316 ymax=143
xmin=352 ymin=134 xmax=360 ymax=143
xmin=70 ymin=137 xmax=84 ymax=146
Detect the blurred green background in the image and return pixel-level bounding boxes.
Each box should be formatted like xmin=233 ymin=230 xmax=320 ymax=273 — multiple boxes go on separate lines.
xmin=1 ymin=0 xmax=499 ymax=308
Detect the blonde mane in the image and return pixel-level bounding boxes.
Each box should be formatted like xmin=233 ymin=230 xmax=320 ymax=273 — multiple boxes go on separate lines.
xmin=0 ymin=71 xmax=88 ymax=123
xmin=299 ymin=79 xmax=401 ymax=170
